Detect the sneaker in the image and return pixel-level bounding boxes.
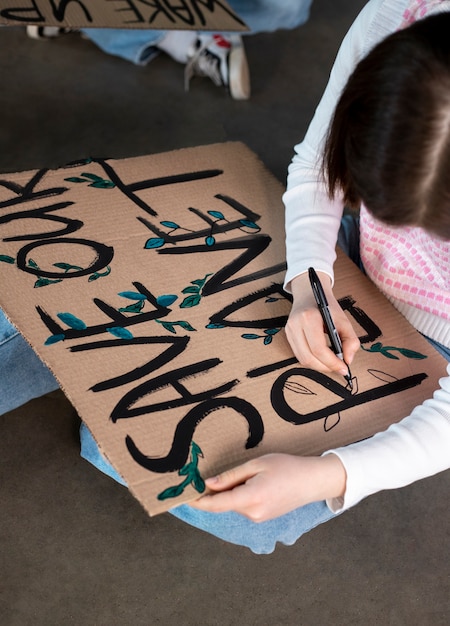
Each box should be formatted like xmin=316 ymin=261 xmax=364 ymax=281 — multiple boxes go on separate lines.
xmin=185 ymin=33 xmax=250 ymax=100
xmin=156 ymin=30 xmax=197 ymax=64
xmin=26 ymin=25 xmax=72 ymax=39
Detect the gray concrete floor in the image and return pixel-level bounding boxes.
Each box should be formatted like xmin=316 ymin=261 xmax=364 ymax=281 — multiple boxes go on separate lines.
xmin=1 ymin=2 xmax=449 ymax=624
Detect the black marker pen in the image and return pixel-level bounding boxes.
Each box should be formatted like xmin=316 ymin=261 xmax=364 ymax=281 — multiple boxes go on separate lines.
xmin=308 ymin=267 xmax=353 ymax=390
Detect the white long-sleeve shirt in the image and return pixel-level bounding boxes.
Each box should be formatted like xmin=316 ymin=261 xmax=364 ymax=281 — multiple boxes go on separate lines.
xmin=283 ymin=0 xmax=450 ymax=512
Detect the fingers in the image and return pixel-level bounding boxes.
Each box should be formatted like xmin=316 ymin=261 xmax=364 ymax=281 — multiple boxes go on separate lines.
xmin=190 ymin=454 xmax=345 ymax=522
xmin=190 ymin=460 xmax=261 ymax=515
xmin=286 ymin=309 xmax=340 ymax=372
xmin=340 ymin=326 xmax=361 ymax=366
xmin=204 ymin=460 xmax=258 ymax=493
xmin=286 ymin=273 xmax=360 ymax=374
xmin=191 ymin=481 xmax=253 ymax=515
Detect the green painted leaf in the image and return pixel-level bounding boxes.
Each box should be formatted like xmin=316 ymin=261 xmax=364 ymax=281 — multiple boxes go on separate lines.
xmin=81 ymin=172 xmax=103 ymax=181
xmin=27 ymin=258 xmax=39 ymax=269
xmin=156 ymin=294 xmax=178 ymax=307
xmin=34 ymin=277 xmax=62 ymax=288
xmin=64 ymin=176 xmax=87 ymax=183
xmin=206 ymin=323 xmax=225 ymax=329
xmin=191 ymin=274 xmax=212 ymax=288
xmin=118 ymin=291 xmax=147 ymax=301
xmin=160 ymin=221 xmax=179 ymax=229
xmin=34 ymin=278 xmax=48 ymax=288
xmin=118 ymin=301 xmax=145 ymax=314
xmin=90 ymin=180 xmax=115 ymax=189
xmin=53 ymin=262 xmax=83 ymax=271
xmin=396 ymin=348 xmax=427 ymax=359
xmin=263 ymin=335 xmax=273 ymax=345
xmin=88 ymin=266 xmax=111 ymax=282
xmin=157 ymin=484 xmax=186 ymax=501
xmin=176 ymin=321 xmax=196 ymax=332
xmin=380 ymin=349 xmax=399 ymax=360
xmin=205 ymin=236 xmax=215 ymax=246
xmin=178 ymin=464 xmax=191 ymax=477
xmin=160 ymin=321 xmax=176 ymax=334
xmin=181 ymin=285 xmax=200 ymax=294
xmin=144 ymin=237 xmax=165 ymax=249
xmin=207 ymin=210 xmax=224 ymax=220
xmin=242 ymin=334 xmax=261 ymax=340
xmin=180 ymin=294 xmax=201 ymax=308
xmin=264 ymin=328 xmax=280 ymax=336
xmin=0 ymin=255 xmax=15 ymax=264
xmin=44 ymin=333 xmax=65 ymax=346
xmin=57 ymin=312 xmax=87 ymax=330
xmin=191 ymin=441 xmax=204 ymax=458
xmin=107 ymin=326 xmax=133 ymax=339
xmin=192 ymin=473 xmax=206 ymax=494
xmin=239 ymin=219 xmax=259 ymax=229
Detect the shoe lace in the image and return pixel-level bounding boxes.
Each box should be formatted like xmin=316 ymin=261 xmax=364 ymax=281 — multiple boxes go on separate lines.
xmin=185 ymin=42 xmax=224 ymax=90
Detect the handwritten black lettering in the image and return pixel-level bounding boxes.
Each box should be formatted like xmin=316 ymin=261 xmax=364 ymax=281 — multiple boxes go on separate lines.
xmin=209 ymin=283 xmax=288 ymax=329
xmin=1 ymin=203 xmax=80 ymax=241
xmin=99 ymin=158 xmax=223 ymax=217
xmin=271 ymin=367 xmax=427 ymax=425
xmin=111 ymin=0 xmax=145 ymax=24
xmin=0 ymin=0 xmax=45 ymax=22
xmin=38 ymin=282 xmax=171 ymax=339
xmin=126 ymin=396 xmax=264 ymax=473
xmin=111 ymin=359 xmax=239 ymax=421
xmin=16 ymin=237 xmax=114 ymax=278
xmin=48 ymin=0 xmax=91 ymax=22
xmin=0 ymin=0 xmax=92 ymax=23
xmin=130 ymin=0 xmax=246 ymax=27
xmin=339 ymin=295 xmax=382 ymax=344
xmin=70 ymin=335 xmax=190 ymax=392
xmin=0 ymin=169 xmax=68 ymax=211
xmin=160 ymin=235 xmax=285 ymax=294
xmin=139 ymin=193 xmax=259 ymax=240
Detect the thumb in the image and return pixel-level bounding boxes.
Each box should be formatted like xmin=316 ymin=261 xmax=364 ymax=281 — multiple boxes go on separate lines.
xmin=205 ymin=460 xmax=257 ymax=492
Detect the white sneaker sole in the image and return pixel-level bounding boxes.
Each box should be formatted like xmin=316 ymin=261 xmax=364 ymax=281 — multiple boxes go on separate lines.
xmin=228 ymin=36 xmax=251 ymax=101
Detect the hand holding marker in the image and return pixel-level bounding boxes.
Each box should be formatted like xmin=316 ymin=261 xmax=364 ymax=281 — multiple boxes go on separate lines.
xmin=308 ymin=267 xmax=353 ymax=390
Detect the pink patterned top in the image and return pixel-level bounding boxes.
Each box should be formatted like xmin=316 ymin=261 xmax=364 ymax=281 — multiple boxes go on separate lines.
xmin=400 ymin=0 xmax=447 ymax=25
xmin=360 ymin=0 xmax=450 ymax=346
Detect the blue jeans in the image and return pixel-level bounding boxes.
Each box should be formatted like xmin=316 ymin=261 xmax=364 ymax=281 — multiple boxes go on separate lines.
xmin=78 ymin=422 xmax=336 ymax=554
xmin=3 ymin=215 xmax=450 ymax=553
xmin=81 ymin=0 xmax=313 ymax=65
xmin=0 ymin=314 xmax=59 ymax=416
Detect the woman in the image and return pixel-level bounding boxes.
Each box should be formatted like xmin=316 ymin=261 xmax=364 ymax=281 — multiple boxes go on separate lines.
xmin=187 ymin=0 xmax=450 ymax=548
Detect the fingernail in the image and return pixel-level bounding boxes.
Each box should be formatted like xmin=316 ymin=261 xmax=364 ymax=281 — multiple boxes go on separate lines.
xmin=205 ymin=475 xmax=219 ymax=485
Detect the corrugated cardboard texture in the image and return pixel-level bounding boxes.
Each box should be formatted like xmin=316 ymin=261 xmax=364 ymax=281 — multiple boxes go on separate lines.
xmin=0 ymin=142 xmax=447 ymax=515
xmin=0 ymin=0 xmax=247 ymax=30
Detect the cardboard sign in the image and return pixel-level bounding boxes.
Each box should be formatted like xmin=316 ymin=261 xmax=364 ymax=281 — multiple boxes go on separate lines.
xmin=0 ymin=142 xmax=447 ymax=515
xmin=0 ymin=0 xmax=247 ymax=31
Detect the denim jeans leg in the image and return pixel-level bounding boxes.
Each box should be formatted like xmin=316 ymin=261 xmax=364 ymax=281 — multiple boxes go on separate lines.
xmin=0 ymin=309 xmax=59 ymax=415
xmin=79 ymin=419 xmax=337 ymax=553
xmin=337 ymin=213 xmax=363 ymax=269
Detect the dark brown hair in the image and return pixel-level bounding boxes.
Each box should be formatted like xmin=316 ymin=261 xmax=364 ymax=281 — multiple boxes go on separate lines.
xmin=323 ymin=13 xmax=450 ymax=238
